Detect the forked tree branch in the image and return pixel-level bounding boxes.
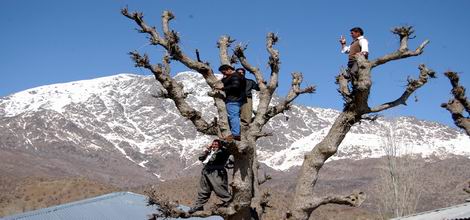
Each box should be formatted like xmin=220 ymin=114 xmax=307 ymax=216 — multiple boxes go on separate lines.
xmin=266 ymin=33 xmax=280 ymax=92
xmin=369 ymin=64 xmax=436 ymax=113
xmin=123 ymin=8 xmax=233 ymax=137
xmin=441 ymin=71 xmax=470 ymax=136
xmin=234 ymin=33 xmax=315 ymax=128
xmin=444 ymin=72 xmax=470 ymax=112
xmin=265 ymin=72 xmax=316 ymax=121
xmin=371 ymin=26 xmax=429 ymax=68
xmin=287 ymin=191 xmax=365 ymax=219
xmin=130 ymin=52 xmax=218 ymax=135
xmin=122 ymin=8 xmax=220 ymax=87
xmin=217 ymin=36 xmax=235 ymax=65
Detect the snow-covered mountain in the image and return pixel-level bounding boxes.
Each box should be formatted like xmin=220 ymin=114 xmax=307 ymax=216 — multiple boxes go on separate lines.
xmin=1 ymin=72 xmax=469 ymax=182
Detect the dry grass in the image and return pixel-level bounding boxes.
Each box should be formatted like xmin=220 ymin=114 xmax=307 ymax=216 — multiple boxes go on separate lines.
xmin=0 ymin=176 xmax=118 ymax=217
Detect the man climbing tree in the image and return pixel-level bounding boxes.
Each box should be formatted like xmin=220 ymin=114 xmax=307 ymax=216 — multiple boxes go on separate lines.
xmin=237 ymin=68 xmax=260 ymax=127
xmin=122 ymin=7 xmax=434 ymax=220
xmin=189 ymin=139 xmax=232 ymax=214
xmin=340 ymin=27 xmax=369 ymax=79
xmin=219 ymin=64 xmax=246 ymax=141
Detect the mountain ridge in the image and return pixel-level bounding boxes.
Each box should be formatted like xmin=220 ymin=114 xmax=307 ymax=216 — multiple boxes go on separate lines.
xmin=0 ymin=71 xmax=468 ymax=179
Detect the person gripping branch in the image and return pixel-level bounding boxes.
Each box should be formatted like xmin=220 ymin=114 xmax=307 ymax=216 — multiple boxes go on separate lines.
xmin=188 ymin=139 xmax=232 ymax=214
xmin=219 ymin=64 xmax=246 ymax=141
xmin=236 ymin=68 xmax=260 ymax=126
xmin=340 ymin=27 xmax=369 ymax=79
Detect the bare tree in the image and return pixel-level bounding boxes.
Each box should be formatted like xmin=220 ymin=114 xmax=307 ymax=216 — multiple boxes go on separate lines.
xmin=122 ymin=8 xmax=434 ymax=220
xmin=287 ymin=26 xmax=435 ymax=220
xmin=122 ymin=8 xmax=314 ymax=220
xmin=441 ymin=71 xmax=470 ymax=136
xmin=376 ymin=127 xmax=422 ymax=219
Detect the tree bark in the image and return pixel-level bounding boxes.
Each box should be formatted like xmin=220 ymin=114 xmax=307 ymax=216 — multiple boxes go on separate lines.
xmin=289 ymin=111 xmax=361 ymax=219
xmin=441 ymin=71 xmax=470 ymax=136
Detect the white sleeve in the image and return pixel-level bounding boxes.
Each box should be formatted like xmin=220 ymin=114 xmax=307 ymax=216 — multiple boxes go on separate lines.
xmin=359 ymin=38 xmax=369 ymax=53
xmin=341 ymin=45 xmax=350 ymax=54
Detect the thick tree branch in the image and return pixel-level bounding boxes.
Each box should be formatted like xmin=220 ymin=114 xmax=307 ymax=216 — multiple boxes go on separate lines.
xmin=369 ymin=64 xmax=436 ymax=113
xmin=444 ymin=71 xmax=470 ymax=112
xmin=122 ymin=8 xmax=214 ymax=81
xmin=336 ymin=69 xmax=352 ymax=104
xmin=266 ymin=33 xmax=280 ymax=92
xmin=129 ymin=51 xmax=217 ymax=135
xmin=317 ymin=191 xmax=366 ymax=208
xmin=217 ymin=36 xmax=235 ymax=65
xmin=265 ymin=72 xmax=316 ymax=121
xmin=123 ymin=8 xmax=232 ymax=137
xmin=441 ymin=71 xmax=470 ymax=136
xmin=371 ymin=26 xmax=429 ymax=68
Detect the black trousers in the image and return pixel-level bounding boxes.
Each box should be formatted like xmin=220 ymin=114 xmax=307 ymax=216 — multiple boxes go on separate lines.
xmin=194 ymin=168 xmax=231 ymax=208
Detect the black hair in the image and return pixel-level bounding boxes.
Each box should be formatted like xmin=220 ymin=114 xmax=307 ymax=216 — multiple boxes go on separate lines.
xmin=235 ymin=68 xmax=246 ymax=74
xmin=218 ymin=64 xmax=234 ymax=72
xmin=350 ymin=27 xmax=364 ymax=35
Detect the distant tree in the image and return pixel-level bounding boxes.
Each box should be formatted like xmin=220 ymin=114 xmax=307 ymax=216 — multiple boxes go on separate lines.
xmin=376 ymin=128 xmax=422 ymax=219
xmin=441 ymin=72 xmax=470 ymax=136
xmin=122 ymin=8 xmax=434 ymax=220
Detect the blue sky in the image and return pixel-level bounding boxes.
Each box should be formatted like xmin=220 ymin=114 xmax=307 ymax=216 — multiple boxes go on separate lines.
xmin=1 ymin=0 xmax=469 ymax=127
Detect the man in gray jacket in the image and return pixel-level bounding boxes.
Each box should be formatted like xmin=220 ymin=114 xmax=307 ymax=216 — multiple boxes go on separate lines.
xmin=188 ymin=139 xmax=232 ymax=213
xmin=236 ymin=68 xmax=260 ymax=126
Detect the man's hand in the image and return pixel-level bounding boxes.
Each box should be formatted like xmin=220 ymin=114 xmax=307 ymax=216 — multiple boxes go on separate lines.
xmin=339 ymin=35 xmax=346 ymax=45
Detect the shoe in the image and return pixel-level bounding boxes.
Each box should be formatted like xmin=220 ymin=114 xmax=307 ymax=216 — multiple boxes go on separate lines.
xmin=188 ymin=206 xmax=203 ymax=214
xmin=233 ymin=136 xmax=241 ymax=141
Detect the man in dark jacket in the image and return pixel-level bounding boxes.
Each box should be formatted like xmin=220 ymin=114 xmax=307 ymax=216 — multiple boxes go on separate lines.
xmin=188 ymin=139 xmax=232 ymax=213
xmin=236 ymin=68 xmax=260 ymax=126
xmin=219 ymin=64 xmax=246 ymax=140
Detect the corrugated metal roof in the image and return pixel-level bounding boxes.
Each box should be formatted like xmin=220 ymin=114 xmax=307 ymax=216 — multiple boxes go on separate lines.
xmin=391 ymin=202 xmax=470 ymax=220
xmin=1 ymin=192 xmax=222 ymax=220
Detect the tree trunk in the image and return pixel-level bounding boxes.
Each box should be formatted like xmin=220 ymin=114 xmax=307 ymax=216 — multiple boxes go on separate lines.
xmin=290 ymin=111 xmax=358 ymax=220
xmin=228 ymin=140 xmax=256 ymax=220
